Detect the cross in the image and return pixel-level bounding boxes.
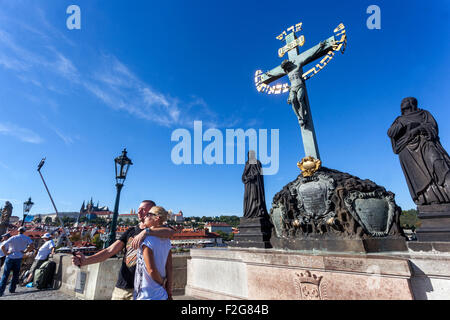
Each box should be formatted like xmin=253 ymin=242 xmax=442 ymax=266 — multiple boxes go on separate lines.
xmin=256 ymin=23 xmax=346 ymax=161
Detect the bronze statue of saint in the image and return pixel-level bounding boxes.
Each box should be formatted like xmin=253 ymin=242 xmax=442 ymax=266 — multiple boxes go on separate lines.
xmin=388 ymin=97 xmax=450 ymax=205
xmin=242 ymin=151 xmax=269 ymax=219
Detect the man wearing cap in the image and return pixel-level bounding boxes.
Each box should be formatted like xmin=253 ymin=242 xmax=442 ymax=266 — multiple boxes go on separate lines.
xmin=0 ymin=233 xmax=11 ymax=270
xmin=23 ymin=233 xmax=55 ymax=286
xmin=0 ymin=227 xmax=34 ymax=296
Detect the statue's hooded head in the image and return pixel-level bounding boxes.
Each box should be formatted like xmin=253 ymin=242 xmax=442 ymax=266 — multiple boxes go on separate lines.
xmin=401 ymin=97 xmax=418 ymax=115
xmin=247 ymin=150 xmax=257 ymax=164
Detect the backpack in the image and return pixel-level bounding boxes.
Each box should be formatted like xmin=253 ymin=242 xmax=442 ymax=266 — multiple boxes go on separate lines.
xmin=34 ymin=260 xmax=56 ymax=290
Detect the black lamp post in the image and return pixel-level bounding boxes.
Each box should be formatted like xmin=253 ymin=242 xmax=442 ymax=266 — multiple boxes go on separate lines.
xmin=106 ymin=149 xmax=132 ymax=247
xmin=22 ymin=197 xmax=34 ymax=226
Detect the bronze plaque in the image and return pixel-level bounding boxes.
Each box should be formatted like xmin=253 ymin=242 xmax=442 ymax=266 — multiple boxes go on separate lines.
xmin=297 ymin=181 xmax=329 ymax=219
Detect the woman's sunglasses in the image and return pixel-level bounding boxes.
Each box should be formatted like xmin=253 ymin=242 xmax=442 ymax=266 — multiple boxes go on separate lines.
xmin=146 ymin=213 xmax=158 ymax=218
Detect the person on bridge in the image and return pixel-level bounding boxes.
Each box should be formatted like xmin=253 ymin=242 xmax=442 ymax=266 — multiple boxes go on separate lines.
xmin=0 ymin=227 xmax=34 ymax=296
xmin=72 ymin=200 xmax=175 ymax=300
xmin=0 ymin=233 xmax=11 ymax=271
xmin=23 ymin=233 xmax=55 ymax=286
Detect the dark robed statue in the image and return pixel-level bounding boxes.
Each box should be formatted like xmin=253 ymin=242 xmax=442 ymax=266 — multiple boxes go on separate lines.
xmin=388 ymin=97 xmax=450 ymax=205
xmin=242 ymin=151 xmax=269 ymax=219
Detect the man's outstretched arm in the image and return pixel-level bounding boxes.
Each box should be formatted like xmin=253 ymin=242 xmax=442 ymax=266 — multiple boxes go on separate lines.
xmin=72 ymin=240 xmax=124 ymax=267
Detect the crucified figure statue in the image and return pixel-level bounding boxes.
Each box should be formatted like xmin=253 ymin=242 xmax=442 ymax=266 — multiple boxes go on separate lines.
xmin=280 ymin=40 xmax=327 ymax=127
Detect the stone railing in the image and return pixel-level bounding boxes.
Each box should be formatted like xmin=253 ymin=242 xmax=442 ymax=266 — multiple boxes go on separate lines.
xmin=50 ymin=253 xmax=188 ymax=300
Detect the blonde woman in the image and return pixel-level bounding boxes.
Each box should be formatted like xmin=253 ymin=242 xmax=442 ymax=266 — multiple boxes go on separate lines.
xmin=134 ymin=206 xmax=173 ymax=300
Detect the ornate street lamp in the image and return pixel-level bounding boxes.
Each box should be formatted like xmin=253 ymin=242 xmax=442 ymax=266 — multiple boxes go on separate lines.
xmin=22 ymin=197 xmax=34 ymax=226
xmin=106 ymin=149 xmax=133 ymax=247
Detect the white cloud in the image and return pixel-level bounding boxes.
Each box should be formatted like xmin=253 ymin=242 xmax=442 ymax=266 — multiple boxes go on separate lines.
xmin=53 ymin=51 xmax=80 ymax=82
xmin=0 ymin=122 xmax=43 ymax=144
xmin=52 ymin=128 xmax=75 ymax=145
xmin=0 ymin=161 xmax=10 ymax=170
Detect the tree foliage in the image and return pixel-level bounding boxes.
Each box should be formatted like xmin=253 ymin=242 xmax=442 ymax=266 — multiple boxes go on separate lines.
xmin=215 ymin=230 xmax=234 ymax=241
xmin=400 ymin=209 xmax=421 ymax=230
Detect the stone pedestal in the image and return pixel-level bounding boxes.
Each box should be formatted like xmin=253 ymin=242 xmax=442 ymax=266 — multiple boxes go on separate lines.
xmin=416 ymin=204 xmax=450 ymax=242
xmin=185 ymin=248 xmax=415 ymax=300
xmin=230 ymin=217 xmax=272 ymax=249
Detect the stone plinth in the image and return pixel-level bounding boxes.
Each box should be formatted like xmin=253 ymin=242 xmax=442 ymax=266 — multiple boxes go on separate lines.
xmin=407 ymin=253 xmax=450 ymax=300
xmin=407 ymin=241 xmax=450 ymax=253
xmin=185 ymin=248 xmax=414 ymax=300
xmin=416 ymin=204 xmax=450 ymax=242
xmin=53 ymin=254 xmax=122 ymax=300
xmin=230 ymin=217 xmax=272 ymax=249
xmin=389 ymin=247 xmax=450 ymax=300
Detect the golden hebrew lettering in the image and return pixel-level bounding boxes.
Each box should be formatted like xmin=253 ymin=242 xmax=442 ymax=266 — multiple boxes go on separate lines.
xmin=298 ymin=35 xmax=305 ymax=46
xmin=278 ymin=48 xmax=284 ymax=57
xmin=302 ymin=67 xmax=317 ymax=80
xmin=334 ymin=23 xmax=344 ymax=33
xmin=274 ymin=84 xmax=282 ymax=94
xmin=315 ymin=63 xmax=324 ymax=71
xmin=336 ymin=34 xmax=346 ymax=43
xmin=334 ymin=43 xmax=343 ymax=51
xmin=320 ymin=52 xmax=334 ymax=65
xmin=276 ymin=30 xmax=287 ymax=41
xmin=335 ymin=29 xmax=346 ymax=37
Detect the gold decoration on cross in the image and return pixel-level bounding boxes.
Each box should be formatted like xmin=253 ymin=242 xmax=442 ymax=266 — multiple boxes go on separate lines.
xmin=254 ymin=70 xmax=290 ymax=95
xmin=302 ymin=23 xmax=347 ymax=81
xmin=278 ymin=35 xmax=305 ymax=58
xmin=276 ymin=22 xmax=303 ymax=41
xmin=297 ymin=156 xmax=321 ymax=177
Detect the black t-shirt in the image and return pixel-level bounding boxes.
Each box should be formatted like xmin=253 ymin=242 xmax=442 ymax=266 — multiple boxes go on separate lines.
xmin=115 ymin=226 xmax=143 ymax=289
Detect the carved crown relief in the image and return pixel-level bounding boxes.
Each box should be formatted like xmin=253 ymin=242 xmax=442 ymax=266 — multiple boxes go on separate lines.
xmin=294 ymin=270 xmax=327 ymax=300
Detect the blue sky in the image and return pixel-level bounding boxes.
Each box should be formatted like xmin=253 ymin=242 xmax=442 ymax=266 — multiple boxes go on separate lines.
xmin=0 ymin=0 xmax=449 ymax=218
